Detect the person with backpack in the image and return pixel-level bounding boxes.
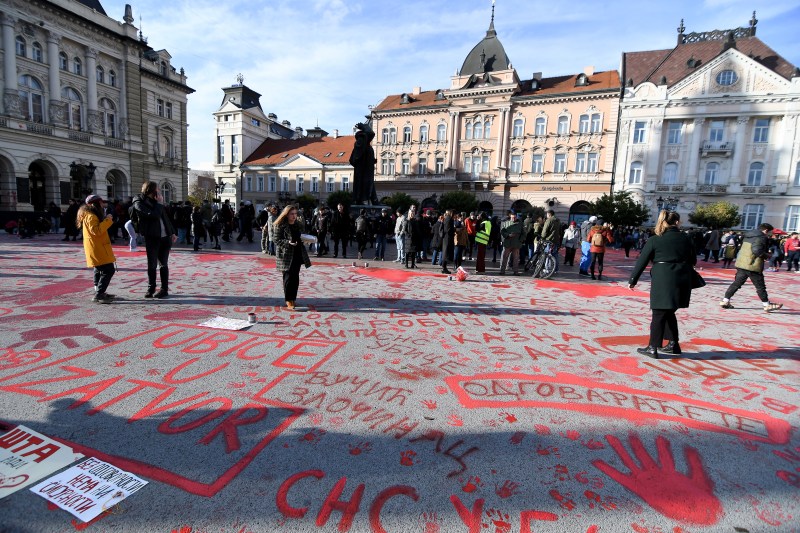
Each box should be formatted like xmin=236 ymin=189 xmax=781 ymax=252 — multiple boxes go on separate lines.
xmin=720 ymin=223 xmax=784 ymax=313
xmin=587 ymin=219 xmax=614 ymax=280
xmin=355 ymin=209 xmax=371 ymax=260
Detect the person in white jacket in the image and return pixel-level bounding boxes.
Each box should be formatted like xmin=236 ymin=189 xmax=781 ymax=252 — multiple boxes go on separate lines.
xmin=562 ymin=221 xmax=579 ymax=266
xmin=394 ymin=209 xmax=406 ymax=263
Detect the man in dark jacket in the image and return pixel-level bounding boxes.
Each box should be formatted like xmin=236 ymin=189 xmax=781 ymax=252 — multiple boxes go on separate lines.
xmin=373 ymin=208 xmax=392 ymax=261
xmin=330 ymin=204 xmax=351 ymax=258
xmin=133 ymin=181 xmax=177 ymax=298
xmin=312 ymin=206 xmax=330 ymax=256
xmin=720 ymin=223 xmax=783 ymax=312
xmin=236 ymin=201 xmax=256 ymax=243
xmin=440 ymin=209 xmax=455 ymax=274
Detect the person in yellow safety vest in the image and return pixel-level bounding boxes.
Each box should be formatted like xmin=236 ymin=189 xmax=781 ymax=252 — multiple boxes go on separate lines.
xmin=475 ymin=212 xmax=491 ymax=274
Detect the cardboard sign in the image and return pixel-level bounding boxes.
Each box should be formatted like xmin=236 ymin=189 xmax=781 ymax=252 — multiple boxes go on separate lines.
xmin=30 ymin=458 xmax=147 ymax=522
xmin=198 ymin=316 xmax=253 ymax=330
xmin=0 ymin=425 xmax=83 ymax=499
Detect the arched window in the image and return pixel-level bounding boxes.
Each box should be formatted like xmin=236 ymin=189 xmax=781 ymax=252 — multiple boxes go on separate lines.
xmin=747 ymin=162 xmax=764 ymax=186
xmin=419 ymin=124 xmax=428 ymax=143
xmin=161 ymin=135 xmax=173 ymax=159
xmin=32 ymin=42 xmax=43 ymax=62
xmin=106 ymin=176 xmax=116 ymax=201
xmin=465 ymin=122 xmax=472 ymax=140
xmin=96 ymin=65 xmax=104 ymax=84
xmin=18 ymin=75 xmax=44 ymax=123
xmin=61 ymin=87 xmax=83 ymax=130
xmin=557 ymin=116 xmax=569 ymax=134
xmin=436 ymin=123 xmax=446 ymax=141
xmin=15 ymin=36 xmax=25 ymax=57
xmin=704 ymin=162 xmax=719 ymax=185
xmin=663 ymin=162 xmax=678 ymax=184
xmin=579 ymin=114 xmax=590 ymax=133
xmin=628 ymin=161 xmax=643 ymax=184
xmin=73 ymin=57 xmax=82 ymax=76
xmin=402 ymin=125 xmax=412 ymax=143
xmin=534 ymin=117 xmax=546 ymax=136
xmin=59 ymin=51 xmax=68 ymax=70
xmin=160 ymin=182 xmax=174 ymax=204
xmin=160 ymin=61 xmax=168 ymax=76
xmin=100 ymin=98 xmax=116 ymax=138
xmin=484 ymin=119 xmax=491 ymax=139
xmin=473 ymin=120 xmax=483 ymax=139
xmin=512 ymin=118 xmax=524 ymax=137
xmin=108 ymin=70 xmax=116 ymax=87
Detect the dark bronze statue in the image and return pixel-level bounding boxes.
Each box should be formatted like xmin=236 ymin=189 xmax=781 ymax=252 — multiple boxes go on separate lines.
xmin=349 ymin=121 xmax=378 ymax=205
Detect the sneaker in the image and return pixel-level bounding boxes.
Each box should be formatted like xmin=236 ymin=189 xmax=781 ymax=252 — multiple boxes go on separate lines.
xmin=719 ymin=300 xmax=734 ymax=309
xmin=764 ymin=302 xmax=783 ymax=312
xmin=93 ymin=293 xmax=113 ymax=304
xmin=153 ymin=290 xmax=169 ymax=299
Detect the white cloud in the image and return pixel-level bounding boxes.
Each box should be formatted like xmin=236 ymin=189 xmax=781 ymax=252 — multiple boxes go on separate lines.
xmin=100 ymin=0 xmax=800 ymax=170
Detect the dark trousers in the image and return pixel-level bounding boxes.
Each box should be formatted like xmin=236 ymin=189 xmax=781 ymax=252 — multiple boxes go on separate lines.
xmin=283 ymin=254 xmax=302 ymax=302
xmin=590 ymin=252 xmax=605 ymax=275
xmin=375 ymin=235 xmax=387 ymax=259
xmin=145 ymin=235 xmax=172 ymax=292
xmin=476 ymin=243 xmax=486 ymax=272
xmin=564 ymin=246 xmax=577 ymax=266
xmin=650 ymin=309 xmax=678 ymax=348
xmin=725 ymin=268 xmax=769 ymax=303
xmin=454 ymin=245 xmax=465 ymax=268
xmin=94 ymin=263 xmax=115 ymax=295
xmin=332 ymin=236 xmax=347 ymax=257
xmin=786 ymin=251 xmax=799 ymax=271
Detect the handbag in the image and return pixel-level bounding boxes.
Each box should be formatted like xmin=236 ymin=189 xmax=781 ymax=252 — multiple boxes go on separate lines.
xmin=691 ymin=269 xmax=706 ymax=289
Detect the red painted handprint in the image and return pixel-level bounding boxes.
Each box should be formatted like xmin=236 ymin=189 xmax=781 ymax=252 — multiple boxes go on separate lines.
xmin=591 ymin=434 xmax=722 ymax=525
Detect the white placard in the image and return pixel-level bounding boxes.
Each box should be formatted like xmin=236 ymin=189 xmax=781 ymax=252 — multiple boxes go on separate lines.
xmin=30 ymin=457 xmax=147 ymax=522
xmin=0 ymin=425 xmax=83 ymax=499
xmin=300 ymin=233 xmax=317 ymax=243
xmin=197 ymin=316 xmax=252 ymax=330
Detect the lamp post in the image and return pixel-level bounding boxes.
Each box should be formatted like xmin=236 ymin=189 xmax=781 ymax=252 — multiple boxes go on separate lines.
xmin=70 ymin=161 xmax=97 ymax=196
xmin=213 ymin=179 xmax=226 ymax=202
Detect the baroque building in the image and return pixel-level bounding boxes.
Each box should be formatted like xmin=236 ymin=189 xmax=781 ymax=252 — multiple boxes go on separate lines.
xmin=616 ymin=14 xmax=800 ymax=230
xmin=213 ymin=76 xmax=304 ymax=206
xmin=371 ymin=8 xmax=619 ymax=221
xmin=0 ymin=0 xmax=192 ymax=217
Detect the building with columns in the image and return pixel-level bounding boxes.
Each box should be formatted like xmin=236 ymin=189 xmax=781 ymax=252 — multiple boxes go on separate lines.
xmin=370 ymin=7 xmax=620 ymax=221
xmin=0 ymin=0 xmax=192 ymax=218
xmin=616 ymin=14 xmax=800 ymax=231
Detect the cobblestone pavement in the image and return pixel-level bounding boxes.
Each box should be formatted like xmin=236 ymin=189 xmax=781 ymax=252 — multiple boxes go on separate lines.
xmin=0 ymin=231 xmax=798 ymax=533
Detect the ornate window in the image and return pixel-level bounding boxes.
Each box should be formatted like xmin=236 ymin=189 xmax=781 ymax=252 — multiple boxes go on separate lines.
xmin=557 ymin=116 xmax=569 ymax=135
xmin=554 ymin=153 xmax=567 ymax=173
xmin=667 ymin=121 xmax=682 ymax=144
xmin=73 ymin=57 xmax=82 ymax=76
xmin=663 ymin=162 xmax=678 ymax=184
xmin=341 ymin=176 xmax=349 ymax=191
xmin=15 ymin=36 xmax=25 ymax=56
xmin=742 ymin=204 xmax=764 ymax=230
xmin=419 ymin=124 xmax=428 ymax=143
xmin=704 ymin=162 xmax=719 ymax=185
xmin=436 ymin=123 xmax=446 ymax=141
xmin=531 ymin=153 xmax=544 ymax=174
xmin=628 ymin=161 xmax=643 ymax=184
xmin=753 ymin=119 xmax=769 ymax=143
xmin=465 ymin=122 xmax=473 ymax=140
xmin=160 ymin=182 xmax=174 ymax=204
xmin=100 ymin=98 xmax=116 ymax=138
xmin=747 ymin=162 xmax=764 ymax=186
xmin=785 ymin=205 xmax=800 ymax=232
xmin=633 ymin=121 xmax=646 ymax=143
xmin=418 ymin=156 xmax=428 ymax=175
xmin=575 ymin=153 xmax=587 ymax=173
xmin=108 ymin=70 xmax=116 ymax=87
xmin=716 ymin=70 xmax=738 ymax=86
xmin=217 ymin=136 xmax=224 ymax=164
xmin=534 ymin=117 xmax=546 ymax=136
xmin=709 ymin=120 xmax=724 ymax=142
xmin=96 ymin=66 xmax=104 ymax=84
xmin=32 ymin=42 xmax=43 ymax=62
xmin=473 ymin=120 xmax=483 ymax=139
xmin=402 ymin=126 xmax=412 ymax=143
xmin=19 ymin=75 xmax=45 ymax=123
xmin=510 ymin=154 xmax=522 ymax=174
xmin=61 ymin=86 xmax=83 ymax=130
xmin=160 ymin=61 xmax=168 ymax=76
xmin=483 ymin=119 xmax=491 ymax=139
xmin=512 ymin=118 xmax=524 ymax=138
xmin=435 ymin=157 xmax=444 ymax=174
xmin=297 ymin=175 xmax=304 ymax=193
xmin=402 ymin=158 xmax=410 ymax=174
xmin=587 ymin=153 xmax=598 ymax=173
xmin=579 ymin=114 xmax=590 ymax=134
xmin=59 ymin=52 xmax=68 ymax=70
xmin=381 ymin=156 xmax=396 ymax=175
xmin=590 ymin=113 xmax=601 ymax=133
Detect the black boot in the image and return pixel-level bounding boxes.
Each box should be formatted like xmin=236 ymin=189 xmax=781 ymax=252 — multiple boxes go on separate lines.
xmin=636 ymin=346 xmax=658 ymax=359
xmin=660 ymin=341 xmax=681 ymax=355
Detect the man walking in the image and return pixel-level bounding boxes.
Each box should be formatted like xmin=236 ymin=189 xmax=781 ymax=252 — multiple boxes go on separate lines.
xmin=499 ymin=211 xmax=524 ymax=276
xmin=331 ymin=203 xmax=351 ymax=258
xmin=720 ymin=223 xmax=783 ymax=312
xmin=541 ymin=209 xmax=561 ymax=273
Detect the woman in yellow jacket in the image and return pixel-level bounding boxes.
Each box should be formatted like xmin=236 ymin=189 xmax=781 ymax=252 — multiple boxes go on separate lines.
xmin=77 ymin=194 xmax=117 ymax=303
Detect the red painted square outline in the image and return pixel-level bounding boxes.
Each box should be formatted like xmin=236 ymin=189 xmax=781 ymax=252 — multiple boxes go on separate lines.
xmin=0 ymin=324 xmax=345 ymax=496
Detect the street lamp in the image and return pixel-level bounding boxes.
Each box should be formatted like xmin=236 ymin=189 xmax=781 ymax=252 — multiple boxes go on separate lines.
xmin=70 ymin=161 xmax=97 ymax=196
xmin=213 ymin=179 xmax=226 ymax=201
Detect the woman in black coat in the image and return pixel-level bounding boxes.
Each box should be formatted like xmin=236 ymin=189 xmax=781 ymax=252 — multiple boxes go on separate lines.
xmin=274 ymin=205 xmax=311 ymax=309
xmin=628 ymin=210 xmax=696 ymax=358
xmin=133 ymin=181 xmax=177 ymax=298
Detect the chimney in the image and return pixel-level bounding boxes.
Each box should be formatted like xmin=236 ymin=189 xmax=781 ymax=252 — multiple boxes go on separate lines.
xmin=532 ymin=72 xmax=542 ymax=81
xmin=332 ymin=129 xmax=338 ymax=138
xmin=583 ymin=66 xmax=594 ymax=77
xmin=412 ymin=86 xmax=422 ymax=95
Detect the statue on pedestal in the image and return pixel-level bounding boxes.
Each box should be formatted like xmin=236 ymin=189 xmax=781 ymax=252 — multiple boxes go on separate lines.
xmin=349 ymin=120 xmax=378 ymax=205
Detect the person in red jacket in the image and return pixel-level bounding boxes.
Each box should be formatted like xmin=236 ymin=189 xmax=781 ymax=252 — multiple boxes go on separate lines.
xmin=465 ymin=212 xmax=478 ymax=261
xmin=785 ymin=232 xmax=800 ymax=272
xmin=587 ymin=220 xmax=614 ymax=280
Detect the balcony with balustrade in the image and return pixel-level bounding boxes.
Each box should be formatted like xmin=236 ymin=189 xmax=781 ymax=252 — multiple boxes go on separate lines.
xmin=700 ymin=141 xmax=734 ymax=157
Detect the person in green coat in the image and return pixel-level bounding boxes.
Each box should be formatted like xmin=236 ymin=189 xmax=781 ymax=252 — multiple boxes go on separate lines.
xmin=628 ymin=210 xmax=696 ymax=359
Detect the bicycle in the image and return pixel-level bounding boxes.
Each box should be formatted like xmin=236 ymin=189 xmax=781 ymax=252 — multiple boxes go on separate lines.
xmin=525 ymin=240 xmax=556 ymax=278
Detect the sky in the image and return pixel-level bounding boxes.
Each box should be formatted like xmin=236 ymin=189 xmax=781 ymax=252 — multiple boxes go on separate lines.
xmin=98 ymin=0 xmax=800 ymax=171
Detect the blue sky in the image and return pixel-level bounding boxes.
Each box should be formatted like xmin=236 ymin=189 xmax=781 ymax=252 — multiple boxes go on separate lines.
xmin=99 ymin=0 xmax=800 ymax=170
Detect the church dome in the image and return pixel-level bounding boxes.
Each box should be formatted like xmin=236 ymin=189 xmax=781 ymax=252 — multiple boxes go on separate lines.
xmin=460 ymin=15 xmax=511 ymax=76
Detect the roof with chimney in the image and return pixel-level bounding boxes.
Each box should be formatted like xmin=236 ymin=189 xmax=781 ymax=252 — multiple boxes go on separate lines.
xmin=243 ymin=135 xmax=355 ymax=166
xmin=623 ymin=13 xmax=797 ymax=87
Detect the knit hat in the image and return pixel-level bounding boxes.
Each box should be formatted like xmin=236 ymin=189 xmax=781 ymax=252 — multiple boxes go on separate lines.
xmin=85 ymin=194 xmax=104 ymax=205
